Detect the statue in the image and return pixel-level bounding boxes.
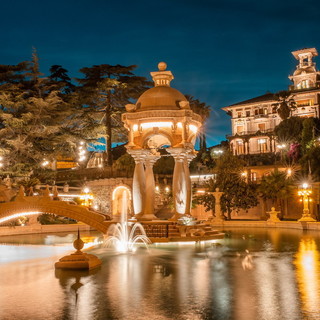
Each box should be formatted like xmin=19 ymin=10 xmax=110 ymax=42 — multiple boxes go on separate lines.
xmin=267 ymin=207 xmax=280 ymax=222
xmin=212 ymin=188 xmax=225 ymax=221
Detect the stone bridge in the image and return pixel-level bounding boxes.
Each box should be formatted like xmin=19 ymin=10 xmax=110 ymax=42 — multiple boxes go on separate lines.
xmin=0 ymin=187 xmax=111 ymax=233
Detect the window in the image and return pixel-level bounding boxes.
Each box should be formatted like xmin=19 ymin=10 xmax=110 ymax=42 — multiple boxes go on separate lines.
xmin=272 ymin=106 xmax=277 ymax=113
xmin=264 ymin=108 xmax=268 ymax=115
xmin=297 ymin=80 xmax=309 ymax=89
xmin=297 ymin=99 xmax=314 ymax=107
xmin=258 ymin=138 xmax=267 ymax=153
xmin=255 ymin=109 xmax=259 ymax=115
xmin=236 ymin=140 xmax=244 ymax=154
xmin=258 ymin=123 xmax=266 ymax=131
xmin=236 ymin=126 xmax=244 ymax=134
xmin=251 ymin=172 xmax=257 ymax=182
xmin=259 ymin=108 xmax=264 ymax=115
xmin=246 ymin=110 xmax=250 ymax=117
xmin=237 ymin=112 xmax=242 ymax=118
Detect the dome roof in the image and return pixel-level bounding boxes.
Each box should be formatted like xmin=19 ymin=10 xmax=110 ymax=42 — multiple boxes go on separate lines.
xmin=136 ymin=86 xmax=187 ymax=111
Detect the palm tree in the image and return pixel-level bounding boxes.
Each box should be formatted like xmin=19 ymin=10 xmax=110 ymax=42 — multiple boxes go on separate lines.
xmin=272 ymin=90 xmax=296 ymax=120
xmin=185 ymin=95 xmax=211 ymax=151
xmin=258 ymin=170 xmax=294 ymax=218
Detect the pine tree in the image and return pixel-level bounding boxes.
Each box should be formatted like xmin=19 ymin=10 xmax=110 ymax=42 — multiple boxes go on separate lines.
xmin=0 ymin=51 xmax=80 ymax=177
xmin=76 ymin=64 xmax=151 ymax=166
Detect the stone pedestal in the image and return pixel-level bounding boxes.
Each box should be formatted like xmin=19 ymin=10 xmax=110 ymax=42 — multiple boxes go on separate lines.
xmin=55 ymin=231 xmax=101 ymax=270
xmin=267 ymin=207 xmax=280 ymax=222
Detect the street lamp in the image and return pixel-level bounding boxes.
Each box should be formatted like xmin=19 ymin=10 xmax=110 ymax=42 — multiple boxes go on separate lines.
xmin=298 ymin=183 xmax=316 ymax=222
xmin=80 ymin=187 xmax=94 ymax=207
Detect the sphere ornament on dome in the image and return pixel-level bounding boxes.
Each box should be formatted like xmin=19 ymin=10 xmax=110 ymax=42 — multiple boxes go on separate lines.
xmin=158 ymin=62 xmax=167 ymax=71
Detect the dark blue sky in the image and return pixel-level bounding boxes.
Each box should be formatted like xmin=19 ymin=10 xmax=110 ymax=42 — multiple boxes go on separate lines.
xmin=2 ymin=0 xmax=320 ymax=146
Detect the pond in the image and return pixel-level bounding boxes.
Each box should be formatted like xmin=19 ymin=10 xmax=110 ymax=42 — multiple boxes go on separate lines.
xmin=0 ymin=228 xmax=319 ymax=320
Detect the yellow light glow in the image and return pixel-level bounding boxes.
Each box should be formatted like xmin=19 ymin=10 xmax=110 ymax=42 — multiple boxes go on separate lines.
xmin=132 ymin=124 xmax=138 ymax=131
xmin=112 ymin=185 xmax=132 ymax=200
xmin=294 ymin=238 xmax=320 ymax=315
xmin=189 ymin=124 xmax=198 ymax=133
xmin=177 ymin=122 xmax=182 ymax=128
xmin=241 ymin=171 xmax=247 ymax=177
xmin=141 ymin=122 xmax=173 ymax=129
xmin=0 ymin=211 xmax=42 ymax=224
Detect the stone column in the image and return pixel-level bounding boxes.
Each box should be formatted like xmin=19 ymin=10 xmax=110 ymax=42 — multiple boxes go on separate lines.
xmin=184 ymin=153 xmax=196 ymax=215
xmin=127 ymin=150 xmax=146 ymax=217
xmin=168 ymin=148 xmax=195 ymax=220
xmin=140 ymin=153 xmax=160 ymax=220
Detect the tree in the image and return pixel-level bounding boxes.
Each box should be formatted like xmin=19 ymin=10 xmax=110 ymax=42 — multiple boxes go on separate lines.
xmin=272 ymin=90 xmax=296 ymax=120
xmin=49 ymin=65 xmax=75 ymax=94
xmin=197 ymin=152 xmax=258 ymax=219
xmin=258 ymin=170 xmax=294 ymax=215
xmin=185 ymin=95 xmax=211 ymax=151
xmin=274 ymin=117 xmax=304 ymax=144
xmin=0 ymin=51 xmax=81 ymax=177
xmin=76 ymin=64 xmax=151 ymax=166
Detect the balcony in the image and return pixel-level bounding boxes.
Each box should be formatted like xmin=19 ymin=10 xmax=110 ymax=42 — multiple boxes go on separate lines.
xmin=254 ymin=114 xmax=269 ymax=119
xmin=226 ymin=129 xmax=274 ymax=139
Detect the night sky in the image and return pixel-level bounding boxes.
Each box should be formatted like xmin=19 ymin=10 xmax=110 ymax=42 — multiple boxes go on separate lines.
xmin=2 ymin=0 xmax=320 ymax=146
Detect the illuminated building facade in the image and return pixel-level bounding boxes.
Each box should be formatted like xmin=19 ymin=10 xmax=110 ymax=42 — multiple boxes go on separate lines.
xmin=223 ymin=48 xmax=320 ymax=155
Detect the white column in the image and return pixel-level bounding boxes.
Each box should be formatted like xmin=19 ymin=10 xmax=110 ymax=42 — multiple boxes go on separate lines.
xmin=168 ymin=148 xmax=195 ymax=220
xmin=127 ymin=150 xmax=146 ymax=217
xmin=140 ymin=154 xmax=160 ymax=220
xmin=184 ymin=153 xmax=196 ymax=215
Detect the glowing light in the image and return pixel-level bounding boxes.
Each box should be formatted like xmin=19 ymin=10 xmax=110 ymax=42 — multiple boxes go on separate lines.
xmin=98 ymin=163 xmax=103 ymax=168
xmin=213 ymin=150 xmax=223 ymax=154
xmin=196 ymin=190 xmax=205 ymax=194
xmin=112 ymin=185 xmax=132 ymax=201
xmin=277 ymin=144 xmax=287 ymax=149
xmin=0 ymin=211 xmax=42 ymax=224
xmin=189 ymin=124 xmax=198 ymax=133
xmin=41 ymin=160 xmax=49 ymax=167
xmin=79 ymin=141 xmax=85 ymax=145
xmin=83 ymin=187 xmax=90 ymax=193
xmin=0 ymin=163 xmax=3 ymax=168
xmin=165 ymin=186 xmax=170 ymax=193
xmin=302 ymin=183 xmax=309 ymax=189
xmin=0 ymin=156 xmax=3 ymax=161
xmin=155 ymin=186 xmax=159 ymax=192
xmin=287 ymin=168 xmax=292 ymax=176
xmin=132 ymin=124 xmax=138 ymax=131
xmin=294 ymin=238 xmax=320 ymax=315
xmin=241 ymin=171 xmax=247 ymax=177
xmin=141 ymin=122 xmax=173 ymax=129
xmin=93 ymin=205 xmax=99 ymax=210
xmin=258 ymin=139 xmax=267 ymax=144
xmin=177 ymin=122 xmax=182 ymax=128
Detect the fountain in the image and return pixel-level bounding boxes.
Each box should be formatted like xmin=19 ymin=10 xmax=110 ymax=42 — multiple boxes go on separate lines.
xmin=104 ymin=189 xmax=150 ymax=253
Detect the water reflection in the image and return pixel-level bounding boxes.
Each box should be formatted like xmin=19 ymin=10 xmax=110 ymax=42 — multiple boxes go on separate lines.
xmin=294 ymin=238 xmax=320 ymax=319
xmin=0 ymin=229 xmax=320 ymax=319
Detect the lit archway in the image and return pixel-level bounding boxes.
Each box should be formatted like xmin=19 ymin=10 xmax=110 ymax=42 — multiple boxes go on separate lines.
xmin=112 ymin=185 xmax=132 ymax=220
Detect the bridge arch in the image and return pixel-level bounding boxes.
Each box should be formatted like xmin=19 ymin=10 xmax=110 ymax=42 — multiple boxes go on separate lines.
xmin=0 ymin=196 xmax=112 ymax=234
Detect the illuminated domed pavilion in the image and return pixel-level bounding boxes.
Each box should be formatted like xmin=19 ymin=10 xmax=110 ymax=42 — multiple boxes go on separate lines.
xmin=122 ymin=62 xmax=202 ymax=220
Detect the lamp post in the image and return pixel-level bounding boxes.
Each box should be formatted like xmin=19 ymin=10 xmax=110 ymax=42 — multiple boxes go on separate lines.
xmin=298 ymin=183 xmax=316 ymax=222
xmin=80 ymin=187 xmax=94 ymax=208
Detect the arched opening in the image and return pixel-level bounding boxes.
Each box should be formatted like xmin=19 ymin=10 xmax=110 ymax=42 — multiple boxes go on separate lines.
xmin=112 ymin=186 xmax=132 ymax=219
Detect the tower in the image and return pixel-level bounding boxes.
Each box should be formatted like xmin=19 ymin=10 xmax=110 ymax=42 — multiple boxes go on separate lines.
xmin=289 ymin=48 xmax=320 ymax=90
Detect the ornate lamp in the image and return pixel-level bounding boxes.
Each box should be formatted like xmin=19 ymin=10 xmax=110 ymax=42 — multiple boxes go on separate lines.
xmin=298 ymin=183 xmax=316 ymax=222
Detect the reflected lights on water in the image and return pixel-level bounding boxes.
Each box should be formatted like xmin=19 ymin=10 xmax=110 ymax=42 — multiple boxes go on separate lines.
xmin=294 ymin=238 xmax=320 ymax=318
